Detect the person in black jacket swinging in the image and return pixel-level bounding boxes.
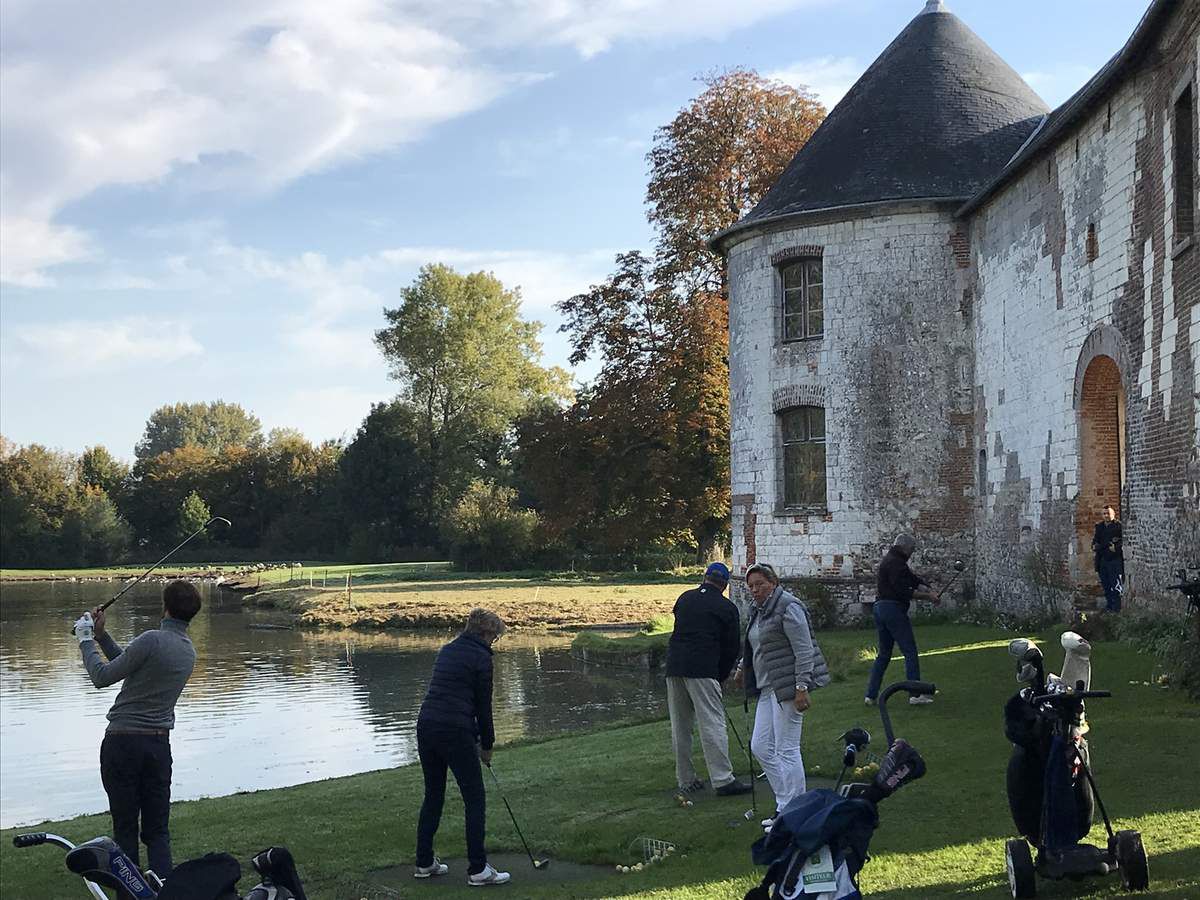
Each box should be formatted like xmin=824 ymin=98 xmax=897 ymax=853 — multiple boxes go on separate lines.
xmin=665 ymin=562 xmax=752 ymax=796
xmin=414 ymin=608 xmax=510 ymax=886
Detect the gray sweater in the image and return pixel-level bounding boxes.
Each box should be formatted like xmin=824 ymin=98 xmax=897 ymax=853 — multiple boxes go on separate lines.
xmin=746 ymin=587 xmax=831 ymax=702
xmin=80 ymin=618 xmax=196 ymax=732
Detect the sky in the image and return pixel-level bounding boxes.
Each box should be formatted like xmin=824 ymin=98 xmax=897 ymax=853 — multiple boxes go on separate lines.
xmin=0 ymin=0 xmax=1152 ymax=459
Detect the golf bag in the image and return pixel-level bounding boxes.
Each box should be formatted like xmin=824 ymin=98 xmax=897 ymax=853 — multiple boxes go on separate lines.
xmin=1004 ymin=691 xmax=1094 ymax=846
xmin=744 ymin=790 xmax=878 ymax=900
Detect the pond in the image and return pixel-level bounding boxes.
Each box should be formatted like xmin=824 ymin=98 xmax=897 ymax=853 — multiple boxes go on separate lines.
xmin=0 ymin=580 xmax=667 ymax=828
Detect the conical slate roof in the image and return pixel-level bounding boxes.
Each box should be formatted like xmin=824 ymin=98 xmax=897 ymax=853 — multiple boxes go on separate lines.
xmin=726 ymin=1 xmax=1048 ymax=235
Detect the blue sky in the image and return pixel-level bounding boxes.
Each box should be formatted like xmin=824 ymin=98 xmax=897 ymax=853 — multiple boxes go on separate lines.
xmin=0 ymin=0 xmax=1150 ymax=458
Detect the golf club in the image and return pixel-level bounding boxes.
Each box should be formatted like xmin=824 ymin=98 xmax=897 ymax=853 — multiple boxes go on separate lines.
xmin=725 ymin=708 xmax=757 ymax=818
xmin=99 ymin=516 xmax=232 ymax=612
xmin=935 ymin=559 xmax=967 ymax=601
xmin=484 ymin=763 xmax=550 ymax=870
xmin=835 ymin=727 xmax=871 ymax=792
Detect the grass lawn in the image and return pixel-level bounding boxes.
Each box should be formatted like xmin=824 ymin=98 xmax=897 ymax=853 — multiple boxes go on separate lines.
xmin=254 ymin=578 xmax=695 ymax=629
xmin=3 ymin=624 xmax=1197 ymax=899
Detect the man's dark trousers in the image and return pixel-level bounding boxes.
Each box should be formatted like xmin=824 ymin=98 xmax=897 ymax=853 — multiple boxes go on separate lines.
xmin=100 ymin=732 xmax=173 ymax=875
xmin=416 ymin=724 xmax=487 ymax=875
xmin=1098 ymin=559 xmax=1123 ymax=612
xmin=866 ymin=600 xmax=921 ymax=700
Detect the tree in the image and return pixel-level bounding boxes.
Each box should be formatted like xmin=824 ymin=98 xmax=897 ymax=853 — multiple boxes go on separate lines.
xmin=443 ymin=480 xmax=539 ymax=571
xmin=177 ymin=490 xmax=212 ymax=541
xmin=61 ymin=486 xmax=131 ymax=566
xmin=135 ymin=401 xmax=263 ymax=460
xmin=374 ymin=265 xmax=571 ymax=525
xmin=79 ymin=445 xmax=130 ymax=502
xmin=527 ymin=70 xmax=823 ymax=562
xmin=0 ymin=443 xmax=78 ymax=566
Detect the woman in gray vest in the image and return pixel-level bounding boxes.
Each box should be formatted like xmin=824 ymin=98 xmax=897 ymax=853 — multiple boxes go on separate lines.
xmin=736 ymin=562 xmax=830 ymax=829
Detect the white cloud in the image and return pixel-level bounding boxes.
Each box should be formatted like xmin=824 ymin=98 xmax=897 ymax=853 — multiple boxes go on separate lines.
xmin=6 ymin=317 xmax=203 ymax=374
xmin=767 ymin=55 xmax=863 ymax=110
xmin=265 ymin=385 xmax=390 ymax=445
xmin=1 ymin=0 xmax=832 ymax=285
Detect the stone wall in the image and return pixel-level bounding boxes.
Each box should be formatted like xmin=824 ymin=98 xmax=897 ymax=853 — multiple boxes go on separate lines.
xmin=969 ymin=2 xmax=1200 ymax=616
xmin=725 ymin=201 xmax=976 ymax=599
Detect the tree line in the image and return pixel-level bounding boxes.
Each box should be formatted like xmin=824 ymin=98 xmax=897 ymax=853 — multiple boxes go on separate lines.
xmin=1 ymin=71 xmax=825 ymax=571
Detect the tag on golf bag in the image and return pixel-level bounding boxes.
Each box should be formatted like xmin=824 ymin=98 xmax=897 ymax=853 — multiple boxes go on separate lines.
xmin=156 ymin=853 xmax=241 ymax=900
xmin=65 ymin=837 xmax=157 ymax=899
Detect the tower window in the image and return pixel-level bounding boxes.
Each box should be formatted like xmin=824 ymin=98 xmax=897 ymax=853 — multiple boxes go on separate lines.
xmin=780 ymin=406 xmax=826 ymax=507
xmin=1174 ymin=84 xmax=1195 ymax=241
xmin=780 ymin=259 xmax=823 ymax=342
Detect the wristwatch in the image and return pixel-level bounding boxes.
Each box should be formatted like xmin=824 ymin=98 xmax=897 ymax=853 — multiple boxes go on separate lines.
xmin=796 ymin=683 xmax=808 ymax=693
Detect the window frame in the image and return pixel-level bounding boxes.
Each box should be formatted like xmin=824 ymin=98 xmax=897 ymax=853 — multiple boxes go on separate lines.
xmin=777 ymin=256 xmax=824 ymax=343
xmin=778 ymin=405 xmax=828 ymax=511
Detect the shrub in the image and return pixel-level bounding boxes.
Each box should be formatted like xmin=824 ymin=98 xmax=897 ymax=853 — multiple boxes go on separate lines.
xmin=442 ymin=480 xmax=539 ymax=571
xmin=1117 ymin=612 xmax=1200 ymax=699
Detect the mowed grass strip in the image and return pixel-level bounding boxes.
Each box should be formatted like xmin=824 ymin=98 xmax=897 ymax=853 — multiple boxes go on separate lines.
xmin=256 ymin=578 xmax=694 ymax=629
xmin=3 ymin=625 xmax=1197 ymax=899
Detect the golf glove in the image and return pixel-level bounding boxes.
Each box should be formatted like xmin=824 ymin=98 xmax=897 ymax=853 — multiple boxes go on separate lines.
xmin=73 ymin=612 xmax=95 ymax=644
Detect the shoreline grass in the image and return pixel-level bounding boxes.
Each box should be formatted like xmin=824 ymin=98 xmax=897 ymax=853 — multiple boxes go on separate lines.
xmin=4 ymin=624 xmax=1197 ymax=898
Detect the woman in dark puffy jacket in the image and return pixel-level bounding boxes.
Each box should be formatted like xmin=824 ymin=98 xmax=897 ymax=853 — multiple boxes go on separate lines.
xmin=413 ymin=608 xmax=511 ymax=887
xmin=736 ymin=563 xmax=830 ymax=831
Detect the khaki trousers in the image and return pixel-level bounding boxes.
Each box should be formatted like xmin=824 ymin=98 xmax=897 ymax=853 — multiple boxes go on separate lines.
xmin=666 ymin=676 xmax=735 ymax=789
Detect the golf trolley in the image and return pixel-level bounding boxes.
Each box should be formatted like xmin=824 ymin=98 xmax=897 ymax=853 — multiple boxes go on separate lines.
xmin=12 ymin=831 xmax=307 ymax=900
xmin=1002 ymin=639 xmax=1148 ymax=897
xmin=744 ymin=680 xmax=936 ymax=900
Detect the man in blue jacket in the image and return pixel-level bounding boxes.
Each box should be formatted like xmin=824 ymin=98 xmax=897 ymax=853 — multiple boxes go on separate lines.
xmin=665 ymin=562 xmax=752 ymax=796
xmin=414 ymin=608 xmax=511 ymax=886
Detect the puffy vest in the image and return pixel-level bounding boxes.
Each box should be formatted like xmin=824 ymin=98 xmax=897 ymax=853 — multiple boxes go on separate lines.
xmin=744 ymin=587 xmax=831 ymax=702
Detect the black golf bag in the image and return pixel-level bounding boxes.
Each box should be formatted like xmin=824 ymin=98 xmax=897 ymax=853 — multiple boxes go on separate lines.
xmin=1004 ymin=690 xmax=1094 ymax=847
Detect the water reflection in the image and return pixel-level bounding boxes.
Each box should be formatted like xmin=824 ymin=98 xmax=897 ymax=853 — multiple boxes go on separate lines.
xmin=0 ymin=581 xmax=666 ymax=828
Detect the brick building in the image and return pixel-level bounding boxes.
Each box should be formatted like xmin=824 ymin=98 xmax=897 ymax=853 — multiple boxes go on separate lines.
xmin=712 ymin=0 xmax=1199 ymax=618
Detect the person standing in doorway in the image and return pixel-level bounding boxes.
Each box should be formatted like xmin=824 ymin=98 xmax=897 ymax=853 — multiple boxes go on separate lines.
xmin=664 ymin=562 xmax=752 ymax=796
xmin=1092 ymin=505 xmax=1124 ymax=612
xmin=73 ymin=580 xmax=201 ymax=878
xmin=737 ymin=562 xmax=830 ymax=831
xmin=413 ymin=608 xmax=510 ymax=887
xmin=864 ymin=534 xmax=938 ymax=707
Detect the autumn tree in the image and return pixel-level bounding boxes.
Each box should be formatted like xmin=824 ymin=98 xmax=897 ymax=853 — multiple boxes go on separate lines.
xmin=524 ymin=70 xmax=824 ymax=561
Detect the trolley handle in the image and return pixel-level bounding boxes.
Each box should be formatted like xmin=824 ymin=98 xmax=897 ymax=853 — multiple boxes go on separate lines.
xmin=1030 ymin=689 xmax=1111 ymax=705
xmin=12 ymin=832 xmax=76 ymax=850
xmin=878 ymin=680 xmax=936 ymax=746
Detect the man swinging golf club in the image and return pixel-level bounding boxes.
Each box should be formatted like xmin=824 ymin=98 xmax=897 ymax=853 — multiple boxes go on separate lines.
xmin=865 ymin=534 xmax=938 ymax=707
xmin=665 ymin=562 xmax=752 ymax=797
xmin=73 ymin=580 xmax=201 ymax=878
xmin=413 ymin=607 xmax=510 ymax=886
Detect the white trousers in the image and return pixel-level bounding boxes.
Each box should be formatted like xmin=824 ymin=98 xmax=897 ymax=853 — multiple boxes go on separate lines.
xmin=751 ymin=695 xmax=806 ymax=813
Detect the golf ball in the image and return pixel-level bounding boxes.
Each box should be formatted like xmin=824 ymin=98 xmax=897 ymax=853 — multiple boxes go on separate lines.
xmin=621 ymin=866 xmax=630 ymax=873
xmin=615 ymin=864 xmax=623 ymax=871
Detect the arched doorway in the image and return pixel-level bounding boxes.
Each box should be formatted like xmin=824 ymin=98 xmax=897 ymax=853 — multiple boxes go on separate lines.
xmin=1076 ymin=354 xmax=1127 ymax=567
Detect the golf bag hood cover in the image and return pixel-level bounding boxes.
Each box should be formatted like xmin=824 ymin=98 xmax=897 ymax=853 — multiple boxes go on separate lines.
xmin=752 ymin=789 xmax=878 ymax=871
xmin=156 ymin=853 xmax=242 ymax=900
xmin=65 ymin=838 xmax=156 ymax=898
xmin=249 ymin=846 xmax=307 ymax=900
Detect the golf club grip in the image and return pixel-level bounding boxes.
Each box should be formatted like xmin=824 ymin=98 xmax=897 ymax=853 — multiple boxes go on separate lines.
xmin=13 ymin=832 xmax=46 ymax=847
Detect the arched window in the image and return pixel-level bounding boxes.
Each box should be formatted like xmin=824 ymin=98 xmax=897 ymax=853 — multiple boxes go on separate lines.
xmin=780 ymin=406 xmax=826 ymax=508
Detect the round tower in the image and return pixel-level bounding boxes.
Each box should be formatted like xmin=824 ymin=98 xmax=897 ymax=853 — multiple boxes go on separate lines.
xmin=713 ymin=2 xmax=1048 ymax=610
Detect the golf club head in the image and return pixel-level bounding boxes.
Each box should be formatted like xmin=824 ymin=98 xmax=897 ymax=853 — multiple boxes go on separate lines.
xmin=953 ymin=559 xmax=966 ymax=572
xmin=533 ymin=858 xmax=550 ymax=869
xmin=743 ymin=809 xmax=754 ymax=820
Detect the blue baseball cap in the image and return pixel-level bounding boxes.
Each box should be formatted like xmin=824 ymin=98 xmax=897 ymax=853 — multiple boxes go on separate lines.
xmin=704 ymin=562 xmax=731 ymax=583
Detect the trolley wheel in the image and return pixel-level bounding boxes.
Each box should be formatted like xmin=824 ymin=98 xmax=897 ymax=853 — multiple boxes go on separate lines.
xmin=1115 ymin=830 xmax=1149 ymax=891
xmin=1005 ymin=838 xmax=1037 ymax=898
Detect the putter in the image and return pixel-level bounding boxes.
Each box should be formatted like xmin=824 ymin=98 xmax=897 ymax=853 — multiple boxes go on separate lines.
xmin=485 ymin=763 xmax=549 ymax=870
xmin=935 ymin=559 xmax=967 ymax=601
xmin=725 ymin=708 xmax=757 ymax=818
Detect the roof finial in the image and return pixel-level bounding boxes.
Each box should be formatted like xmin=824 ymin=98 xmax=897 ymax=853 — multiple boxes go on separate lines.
xmin=920 ymin=0 xmax=948 ymax=13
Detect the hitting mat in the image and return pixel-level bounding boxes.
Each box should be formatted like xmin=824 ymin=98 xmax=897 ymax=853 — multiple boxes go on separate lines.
xmin=356 ymin=852 xmax=614 ymax=894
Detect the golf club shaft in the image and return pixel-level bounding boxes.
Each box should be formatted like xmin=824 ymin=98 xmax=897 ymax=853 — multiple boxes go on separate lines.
xmin=935 ymin=571 xmax=961 ymax=601
xmin=727 ymin=706 xmax=757 ymax=812
xmin=99 ymin=516 xmax=232 ymax=612
xmin=485 ymin=764 xmax=538 ymax=867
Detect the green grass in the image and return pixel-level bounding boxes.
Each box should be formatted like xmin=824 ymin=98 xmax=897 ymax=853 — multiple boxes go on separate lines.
xmin=4 ymin=625 xmax=1198 ymax=898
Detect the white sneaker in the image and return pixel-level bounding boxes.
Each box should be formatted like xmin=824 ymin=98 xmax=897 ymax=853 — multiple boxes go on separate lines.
xmin=909 ymin=695 xmax=934 ymax=705
xmin=468 ymin=863 xmax=511 ymax=886
xmin=864 ymin=696 xmax=876 ymax=706
xmin=761 ymin=813 xmax=778 ymax=832
xmin=414 ymin=857 xmax=448 ymax=878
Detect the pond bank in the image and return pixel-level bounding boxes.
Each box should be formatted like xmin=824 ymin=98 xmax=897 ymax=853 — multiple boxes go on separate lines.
xmin=244 ymin=578 xmax=691 ymax=630
xmin=3 ymin=625 xmax=1198 ymax=899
